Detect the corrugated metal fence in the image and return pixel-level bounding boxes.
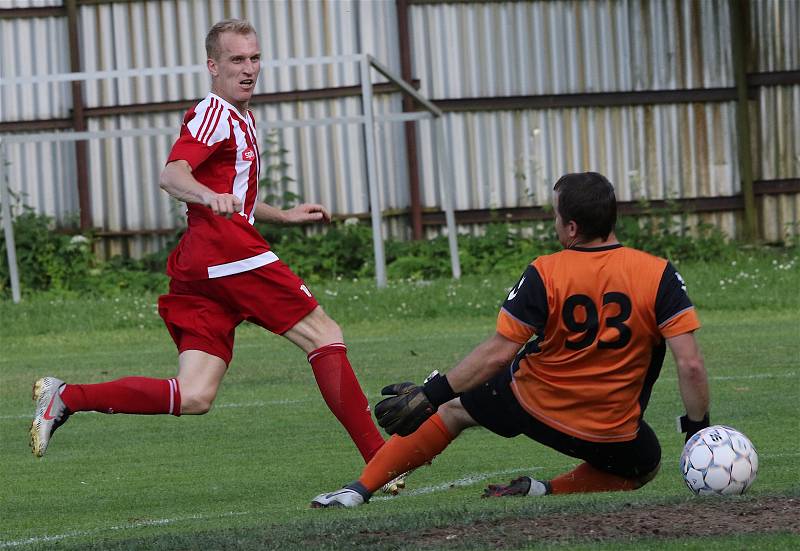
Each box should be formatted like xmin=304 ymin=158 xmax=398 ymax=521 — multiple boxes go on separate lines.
xmin=1 ymin=0 xmax=798 ymax=258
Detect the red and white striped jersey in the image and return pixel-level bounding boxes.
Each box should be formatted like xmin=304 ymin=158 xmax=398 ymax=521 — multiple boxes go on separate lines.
xmin=165 ymin=93 xmax=279 ymax=281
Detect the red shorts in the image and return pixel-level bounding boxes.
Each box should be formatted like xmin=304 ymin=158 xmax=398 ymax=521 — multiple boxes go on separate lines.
xmin=157 ymin=261 xmax=318 ymax=365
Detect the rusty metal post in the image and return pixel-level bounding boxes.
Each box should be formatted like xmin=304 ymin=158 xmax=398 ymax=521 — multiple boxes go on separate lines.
xmin=396 ymin=0 xmax=424 ymax=240
xmin=731 ymin=0 xmax=757 ymax=241
xmin=65 ymin=0 xmax=91 ymax=230
xmin=0 ymin=140 xmax=22 ymax=303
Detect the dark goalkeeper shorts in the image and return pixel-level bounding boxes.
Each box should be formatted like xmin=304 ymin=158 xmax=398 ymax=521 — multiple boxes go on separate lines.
xmin=460 ymin=366 xmax=661 ymax=479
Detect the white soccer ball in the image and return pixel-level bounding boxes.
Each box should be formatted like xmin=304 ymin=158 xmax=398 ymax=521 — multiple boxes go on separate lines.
xmin=680 ymin=425 xmax=758 ymax=495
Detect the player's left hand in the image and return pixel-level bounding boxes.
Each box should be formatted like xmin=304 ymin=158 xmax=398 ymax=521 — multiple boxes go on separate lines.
xmin=375 ymin=382 xmax=435 ymax=436
xmin=284 ymin=203 xmax=331 ymax=224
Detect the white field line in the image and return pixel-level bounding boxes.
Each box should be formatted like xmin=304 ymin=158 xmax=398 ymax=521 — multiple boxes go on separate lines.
xmin=3 ymin=457 xmax=800 ymax=548
xmin=1 ymin=372 xmax=796 ymax=421
xmin=660 ymin=372 xmax=797 ymax=382
xmin=0 ymin=469 xmax=538 ymax=547
xmin=371 ymin=466 xmax=544 ymax=501
xmin=0 ymin=331 xmax=482 ymax=365
xmin=215 ymin=399 xmax=307 ymax=408
xmin=0 ymin=511 xmax=249 ymax=549
xmin=0 ymin=398 xmax=312 ymax=420
xmin=372 ymin=453 xmax=800 ymax=500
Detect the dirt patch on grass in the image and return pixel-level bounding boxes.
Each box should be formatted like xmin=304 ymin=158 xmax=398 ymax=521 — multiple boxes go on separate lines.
xmin=361 ymin=496 xmax=800 ymax=549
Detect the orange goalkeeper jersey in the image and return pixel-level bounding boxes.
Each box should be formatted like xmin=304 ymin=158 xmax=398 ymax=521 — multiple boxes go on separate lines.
xmin=497 ymin=244 xmax=700 ymax=443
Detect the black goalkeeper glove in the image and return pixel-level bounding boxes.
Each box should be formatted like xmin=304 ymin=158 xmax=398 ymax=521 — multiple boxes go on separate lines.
xmin=678 ymin=412 xmax=710 ymax=443
xmin=374 ymin=371 xmax=457 ymax=436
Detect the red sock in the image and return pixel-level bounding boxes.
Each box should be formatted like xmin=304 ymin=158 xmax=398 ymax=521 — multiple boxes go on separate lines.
xmin=60 ymin=377 xmax=181 ymax=416
xmin=359 ymin=413 xmax=453 ymax=493
xmin=308 ymin=343 xmax=385 ymax=462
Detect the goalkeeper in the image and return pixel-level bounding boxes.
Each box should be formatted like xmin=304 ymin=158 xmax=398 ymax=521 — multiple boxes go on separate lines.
xmin=312 ymin=172 xmax=710 ymax=507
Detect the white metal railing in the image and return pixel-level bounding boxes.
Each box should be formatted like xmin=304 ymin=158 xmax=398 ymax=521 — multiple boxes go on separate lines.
xmin=0 ymin=55 xmax=365 ymax=86
xmin=0 ymin=54 xmax=460 ymax=302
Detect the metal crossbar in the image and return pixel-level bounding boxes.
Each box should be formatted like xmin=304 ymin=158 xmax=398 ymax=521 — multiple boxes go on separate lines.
xmin=0 ymin=54 xmax=364 ymax=86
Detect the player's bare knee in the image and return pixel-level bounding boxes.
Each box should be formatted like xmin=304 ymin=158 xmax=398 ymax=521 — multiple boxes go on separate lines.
xmin=438 ymin=398 xmax=477 ymax=436
xmin=195 ymin=400 xmax=215 ymax=415
xmin=289 ymin=307 xmax=344 ymax=350
xmin=183 ymin=401 xmax=214 ymax=415
xmin=314 ymin=309 xmax=343 ymax=345
xmin=180 ymin=390 xmax=217 ymax=415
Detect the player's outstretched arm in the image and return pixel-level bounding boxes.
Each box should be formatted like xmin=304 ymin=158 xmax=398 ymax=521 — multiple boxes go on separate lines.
xmin=444 ymin=332 xmax=521 ymax=392
xmin=253 ymin=202 xmax=331 ymax=224
xmin=667 ymin=332 xmax=710 ymax=440
xmin=376 ymin=332 xmax=520 ymax=436
xmin=160 ymin=160 xmax=242 ymax=216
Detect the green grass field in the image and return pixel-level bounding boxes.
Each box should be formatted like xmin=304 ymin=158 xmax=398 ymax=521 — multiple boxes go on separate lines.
xmin=1 ymin=251 xmax=798 ymax=550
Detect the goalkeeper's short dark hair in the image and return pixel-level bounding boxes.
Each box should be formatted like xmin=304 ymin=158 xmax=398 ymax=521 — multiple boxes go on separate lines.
xmin=553 ymin=172 xmax=617 ymax=241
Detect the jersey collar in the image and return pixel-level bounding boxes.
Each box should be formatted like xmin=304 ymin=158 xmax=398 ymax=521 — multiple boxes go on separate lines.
xmin=208 ymin=92 xmax=249 ymax=119
xmin=569 ymin=243 xmax=624 ymax=252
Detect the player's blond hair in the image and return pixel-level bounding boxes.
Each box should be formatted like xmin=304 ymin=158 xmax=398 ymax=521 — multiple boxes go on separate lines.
xmin=205 ymin=19 xmax=257 ymax=61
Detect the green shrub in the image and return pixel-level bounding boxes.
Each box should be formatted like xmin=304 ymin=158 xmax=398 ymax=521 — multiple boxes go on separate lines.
xmin=385 ymin=234 xmax=453 ymax=279
xmin=245 ymin=213 xmax=736 ymax=284
xmin=0 ymin=209 xmax=167 ymax=299
xmin=0 ymin=203 xmax=748 ymax=300
xmin=263 ymin=220 xmax=558 ymax=282
xmin=0 ymin=209 xmax=95 ymax=295
xmin=458 ymin=222 xmax=561 ymax=278
xmin=259 ymin=222 xmax=375 ymax=281
xmin=616 ymin=202 xmax=732 ymax=261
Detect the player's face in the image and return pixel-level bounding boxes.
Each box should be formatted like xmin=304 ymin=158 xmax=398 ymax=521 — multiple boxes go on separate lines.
xmin=208 ymin=32 xmax=261 ymax=112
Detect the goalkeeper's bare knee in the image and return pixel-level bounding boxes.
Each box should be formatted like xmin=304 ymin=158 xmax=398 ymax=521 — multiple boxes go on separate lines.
xmin=438 ymin=398 xmax=479 ymax=436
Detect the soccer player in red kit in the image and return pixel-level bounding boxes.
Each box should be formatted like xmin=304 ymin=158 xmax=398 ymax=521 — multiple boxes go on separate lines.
xmin=30 ymin=20 xmax=386 ymax=471
xmin=312 ymin=172 xmax=711 ymax=507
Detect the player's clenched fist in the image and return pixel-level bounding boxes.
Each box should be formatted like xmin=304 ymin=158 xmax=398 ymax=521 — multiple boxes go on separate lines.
xmin=204 ymin=192 xmax=242 ymax=216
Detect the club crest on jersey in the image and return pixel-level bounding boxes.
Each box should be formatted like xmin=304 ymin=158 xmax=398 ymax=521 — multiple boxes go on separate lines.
xmin=242 ymin=147 xmax=255 ymax=161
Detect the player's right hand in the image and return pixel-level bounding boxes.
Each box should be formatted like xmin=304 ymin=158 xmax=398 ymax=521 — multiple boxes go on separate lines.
xmin=375 ymin=382 xmax=435 ymax=437
xmin=204 ymin=193 xmax=242 ymax=217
